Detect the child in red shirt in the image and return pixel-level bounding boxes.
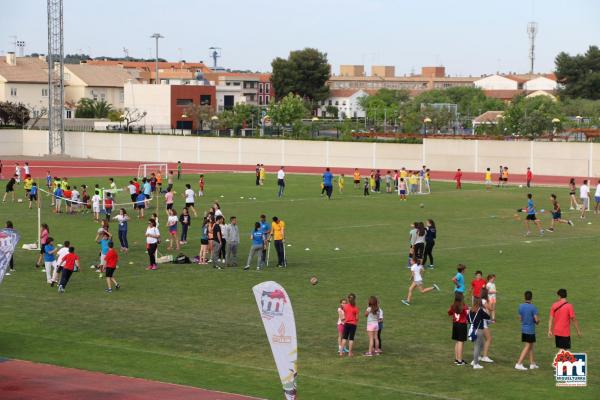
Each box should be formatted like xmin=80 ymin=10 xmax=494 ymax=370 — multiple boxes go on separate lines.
xmin=526 ymin=167 xmax=533 ymax=188
xmin=199 ymin=174 xmax=205 ymax=197
xmin=104 ymin=242 xmax=120 ymax=293
xmin=340 ymin=293 xmax=359 ymax=357
xmin=454 ymin=169 xmax=463 ymax=189
xmin=58 ymin=246 xmax=80 ymax=293
xmin=470 ymin=270 xmax=487 ymax=303
xmin=104 ymin=193 xmax=113 ymax=219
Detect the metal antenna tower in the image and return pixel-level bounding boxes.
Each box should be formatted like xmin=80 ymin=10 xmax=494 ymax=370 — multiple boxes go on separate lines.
xmin=47 ymin=0 xmax=64 ymax=154
xmin=16 ymin=41 xmax=26 ymax=57
xmin=527 ymin=21 xmax=538 ymax=74
xmin=209 ymin=47 xmax=221 ymax=69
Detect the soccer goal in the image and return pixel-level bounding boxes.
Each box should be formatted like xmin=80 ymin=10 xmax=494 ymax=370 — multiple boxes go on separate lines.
xmin=403 ymin=177 xmax=431 ymax=195
xmin=137 ymin=163 xmax=168 ymax=179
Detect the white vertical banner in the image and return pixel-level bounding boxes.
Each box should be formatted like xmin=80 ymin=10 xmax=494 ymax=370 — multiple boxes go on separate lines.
xmin=0 ymin=228 xmax=20 ymax=284
xmin=252 ymin=281 xmax=297 ymax=400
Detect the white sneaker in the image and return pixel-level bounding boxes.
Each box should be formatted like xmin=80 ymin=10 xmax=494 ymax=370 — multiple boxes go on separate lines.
xmin=480 ymin=356 xmax=494 ymax=363
xmin=515 ymin=363 xmax=528 ymax=371
xmin=470 ymin=360 xmax=475 ymax=366
xmin=529 ymin=364 xmax=539 ymax=370
xmin=473 ymin=364 xmax=484 ymax=369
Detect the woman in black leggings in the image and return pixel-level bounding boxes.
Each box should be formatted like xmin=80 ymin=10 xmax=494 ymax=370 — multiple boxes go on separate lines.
xmin=424 ymin=219 xmax=436 ymax=268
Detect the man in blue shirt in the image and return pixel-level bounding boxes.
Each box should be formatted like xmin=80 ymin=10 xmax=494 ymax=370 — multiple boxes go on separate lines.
xmin=523 ymin=193 xmax=544 ymax=236
xmin=452 ymin=264 xmax=466 ymax=294
xmin=515 ymin=290 xmax=540 ymax=370
xmin=322 ymin=168 xmax=333 ymax=199
xmin=259 ymin=214 xmax=271 ymax=266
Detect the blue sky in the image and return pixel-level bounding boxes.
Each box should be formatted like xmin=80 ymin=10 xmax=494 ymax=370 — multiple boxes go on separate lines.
xmin=2 ymin=0 xmax=599 ymax=76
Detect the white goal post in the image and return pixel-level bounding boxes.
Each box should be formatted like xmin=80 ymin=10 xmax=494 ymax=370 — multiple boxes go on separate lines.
xmin=400 ymin=176 xmax=431 ymax=196
xmin=137 ymin=163 xmax=169 ymax=179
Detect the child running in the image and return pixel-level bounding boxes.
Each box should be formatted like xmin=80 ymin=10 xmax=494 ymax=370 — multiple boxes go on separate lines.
xmin=58 ymin=246 xmax=80 ymax=293
xmin=547 ymin=194 xmax=573 ymax=232
xmin=521 ymin=193 xmax=544 ymax=236
xmin=364 ymin=296 xmax=381 ymax=356
xmin=340 ymin=293 xmax=359 ymax=357
xmin=402 ymin=258 xmax=440 ymax=305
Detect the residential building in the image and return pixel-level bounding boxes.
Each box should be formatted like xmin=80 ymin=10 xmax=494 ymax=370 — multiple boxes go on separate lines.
xmin=328 ymin=66 xmax=476 ymax=93
xmin=317 ymin=89 xmax=371 ymax=118
xmin=64 ymin=64 xmax=137 ymax=110
xmin=204 ymin=72 xmax=273 ymax=107
xmin=124 ymin=82 xmax=216 ymax=131
xmin=0 ymin=53 xmax=48 ymax=114
xmin=85 ymin=60 xmax=212 ymax=84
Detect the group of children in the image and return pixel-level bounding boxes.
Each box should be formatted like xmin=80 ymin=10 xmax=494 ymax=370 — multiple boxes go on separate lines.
xmin=337 ymin=293 xmax=384 ymax=357
xmin=356 ymin=167 xmax=431 ymax=197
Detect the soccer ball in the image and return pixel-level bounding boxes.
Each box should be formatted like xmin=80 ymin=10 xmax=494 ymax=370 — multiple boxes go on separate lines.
xmin=309 ymin=276 xmax=318 ymax=285
xmin=519 ymin=185 xmax=523 ymax=188
xmin=419 ymin=203 xmax=424 ymax=208
xmin=17 ymin=198 xmax=23 ymax=203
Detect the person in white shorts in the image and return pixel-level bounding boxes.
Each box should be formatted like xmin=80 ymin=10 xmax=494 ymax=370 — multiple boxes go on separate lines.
xmin=579 ymin=180 xmax=590 ymax=219
xmin=51 ymin=240 xmax=70 ymax=286
xmin=594 ymin=179 xmax=600 ymax=214
xmin=402 ymin=258 xmax=440 ymax=305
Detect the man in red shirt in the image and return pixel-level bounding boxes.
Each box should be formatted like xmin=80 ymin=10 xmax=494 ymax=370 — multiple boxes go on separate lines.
xmin=58 ymin=246 xmax=80 ymax=293
xmin=470 ymin=270 xmax=487 ymax=303
xmin=548 ymin=288 xmax=582 ymax=350
xmin=526 ymin=167 xmax=533 ymax=188
xmin=454 ymin=169 xmax=463 ymax=189
xmin=104 ymin=242 xmax=120 ymax=293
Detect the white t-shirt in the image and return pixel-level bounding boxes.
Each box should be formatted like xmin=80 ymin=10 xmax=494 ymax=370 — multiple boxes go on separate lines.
xmin=15 ymin=166 xmax=21 ymax=176
xmin=580 ymin=184 xmax=589 ymax=199
xmin=92 ymin=194 xmax=100 ymax=208
xmin=215 ymin=208 xmax=223 ymax=217
xmin=167 ymin=215 xmax=178 ymax=227
xmin=110 ymin=182 xmax=117 ymax=191
xmin=411 ymin=263 xmax=423 ymax=282
xmin=127 ymin=184 xmax=136 ymax=195
xmin=277 ymin=169 xmax=285 ymax=179
xmin=115 ymin=214 xmax=128 ymax=227
xmin=486 ymin=282 xmax=496 ymax=299
xmin=365 ymin=307 xmax=380 ymax=324
xmin=184 ymin=189 xmax=195 ymax=203
xmin=146 ymin=227 xmax=160 ymax=244
xmin=24 ymin=165 xmax=30 ymax=175
xmin=56 ymin=247 xmax=70 ymax=266
xmin=595 ymin=185 xmax=600 ymax=197
xmin=71 ymin=189 xmax=80 ymax=202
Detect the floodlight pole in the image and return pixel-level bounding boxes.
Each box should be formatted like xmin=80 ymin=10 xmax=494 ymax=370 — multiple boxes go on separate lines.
xmin=151 ymin=33 xmax=164 ymax=84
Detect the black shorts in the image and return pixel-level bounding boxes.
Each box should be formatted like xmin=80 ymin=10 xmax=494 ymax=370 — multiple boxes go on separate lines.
xmin=104 ymin=267 xmax=115 ymax=277
xmin=342 ymin=323 xmax=357 ymax=341
xmin=201 ymin=238 xmax=209 ymax=245
xmin=144 ymin=194 xmax=150 ymax=199
xmin=555 ymin=335 xmax=571 ymax=349
xmin=353 ymin=180 xmax=360 ymax=184
xmin=6 ymin=186 xmax=14 ymax=193
xmin=452 ymin=322 xmax=467 ymax=342
xmin=166 ymin=203 xmax=173 ymax=210
xmin=552 ymin=212 xmax=561 ymax=220
xmin=186 ymin=202 xmax=194 ymax=208
xmin=526 ymin=214 xmax=537 ymax=221
xmin=40 ymin=243 xmax=46 ymax=255
xmin=569 ymin=191 xmax=576 ymax=196
xmin=522 ymin=333 xmax=536 ymax=343
xmin=130 ymin=194 xmax=137 ymax=203
xmin=29 ymin=194 xmax=37 ymax=201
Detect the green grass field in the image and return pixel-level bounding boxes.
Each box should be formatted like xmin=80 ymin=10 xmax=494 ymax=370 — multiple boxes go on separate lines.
xmin=0 ymin=173 xmax=598 ymax=399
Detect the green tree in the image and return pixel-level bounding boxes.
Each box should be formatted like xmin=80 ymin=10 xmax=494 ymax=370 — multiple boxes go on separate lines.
xmin=271 ymin=48 xmax=330 ymax=103
xmin=184 ymin=104 xmax=215 ymax=131
xmin=0 ymin=102 xmax=30 ymax=126
xmin=555 ymin=45 xmax=600 ymax=99
xmin=502 ymin=95 xmax=563 ymax=137
xmin=325 ymin=105 xmax=339 ymax=118
xmin=218 ymin=104 xmax=260 ymax=131
xmin=75 ymin=98 xmax=113 ymax=118
xmin=268 ymin=93 xmax=309 ymax=134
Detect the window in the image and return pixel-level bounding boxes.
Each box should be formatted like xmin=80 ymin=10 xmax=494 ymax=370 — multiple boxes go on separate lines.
xmin=265 ymin=95 xmax=270 ymax=104
xmin=66 ymin=110 xmax=72 ymax=119
xmin=200 ymin=95 xmax=212 ymax=105
xmin=233 ymin=81 xmax=241 ymax=86
xmin=265 ymin=83 xmax=270 ymax=93
xmin=176 ymin=98 xmax=193 ymax=106
xmin=328 ymin=100 xmax=332 ymax=106
xmin=10 ymin=87 xmax=17 ymax=96
xmin=335 ymin=101 xmax=339 ymax=106
xmin=120 ymin=91 xmax=124 ymax=102
xmin=259 ymin=83 xmax=264 ymax=93
xmin=259 ymin=95 xmax=263 ymax=105
xmin=42 ymin=88 xmax=48 ymax=97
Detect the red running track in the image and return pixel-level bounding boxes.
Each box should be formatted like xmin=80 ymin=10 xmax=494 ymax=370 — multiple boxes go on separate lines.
xmin=0 ymin=159 xmax=592 ymax=186
xmin=0 ymin=359 xmax=263 ymax=400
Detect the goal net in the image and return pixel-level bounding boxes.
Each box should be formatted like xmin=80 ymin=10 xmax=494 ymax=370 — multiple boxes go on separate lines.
xmin=402 ymin=177 xmax=431 ymax=195
xmin=137 ymin=163 xmax=168 ymax=179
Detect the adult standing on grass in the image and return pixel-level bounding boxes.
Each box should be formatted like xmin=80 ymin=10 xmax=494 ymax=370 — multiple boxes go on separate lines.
xmin=277 ymin=166 xmax=286 ymax=197
xmin=448 ymin=293 xmax=468 ymax=366
xmin=322 ymin=168 xmax=333 ymax=200
xmin=259 ymin=214 xmax=271 ymax=265
xmin=271 ymin=216 xmax=286 ymax=268
xmin=177 ymin=161 xmax=182 ymax=180
xmin=579 ymin=179 xmax=590 ymax=219
xmin=423 ymin=219 xmax=436 ymax=269
xmin=145 ymin=218 xmax=160 ymax=270
xmin=113 ymin=208 xmax=129 ymax=253
xmin=515 ymin=290 xmax=539 ymax=370
xmin=468 ymin=297 xmax=491 ymax=369
xmin=548 ymin=288 xmax=582 ymax=351
xmin=225 ymin=216 xmax=239 ymax=267
xmin=244 ymin=222 xmax=266 ymax=271
xmin=211 ymin=215 xmax=224 ymax=270
xmin=255 ymin=164 xmax=260 ymax=186
xmin=453 ymin=264 xmax=466 ymax=295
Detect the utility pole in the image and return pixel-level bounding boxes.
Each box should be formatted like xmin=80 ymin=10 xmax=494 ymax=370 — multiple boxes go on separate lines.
xmin=150 ymin=33 xmax=164 ymax=84
xmin=527 ymin=22 xmax=538 ymax=74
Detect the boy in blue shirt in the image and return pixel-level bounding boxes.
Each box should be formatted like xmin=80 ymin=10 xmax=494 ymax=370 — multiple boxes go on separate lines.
xmin=97 ymin=233 xmax=111 ymax=273
xmin=29 ymin=182 xmax=38 ymax=209
xmin=452 ymin=264 xmax=466 ymax=294
xmin=515 ymin=290 xmax=540 ymax=370
xmin=521 ymin=193 xmax=544 ymax=236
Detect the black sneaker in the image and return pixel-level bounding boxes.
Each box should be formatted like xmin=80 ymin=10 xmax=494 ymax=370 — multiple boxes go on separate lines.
xmin=115 ymin=283 xmax=121 ymax=290
xmin=454 ymin=359 xmax=460 ymax=365
xmin=456 ymin=360 xmax=466 ymax=366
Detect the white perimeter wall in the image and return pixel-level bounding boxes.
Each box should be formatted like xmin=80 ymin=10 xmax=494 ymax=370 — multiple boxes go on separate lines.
xmin=1 ymin=130 xmax=599 ymax=178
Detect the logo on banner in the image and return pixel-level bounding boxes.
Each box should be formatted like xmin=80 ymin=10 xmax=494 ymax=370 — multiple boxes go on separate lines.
xmin=260 ymin=289 xmax=287 ymax=319
xmin=553 ymin=351 xmax=587 ymax=387
xmin=272 ymin=323 xmax=292 ymax=344
xmin=0 ymin=228 xmax=20 ymax=285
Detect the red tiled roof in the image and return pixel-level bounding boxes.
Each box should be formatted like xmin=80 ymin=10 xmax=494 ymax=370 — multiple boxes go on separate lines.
xmin=473 ymin=111 xmax=504 ymax=123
